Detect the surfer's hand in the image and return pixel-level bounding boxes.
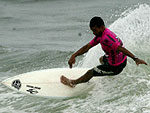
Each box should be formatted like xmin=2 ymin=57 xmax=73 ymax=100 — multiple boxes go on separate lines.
xmin=134 ymin=58 xmax=148 ymax=66
xmin=68 ymin=55 xmax=76 ymax=68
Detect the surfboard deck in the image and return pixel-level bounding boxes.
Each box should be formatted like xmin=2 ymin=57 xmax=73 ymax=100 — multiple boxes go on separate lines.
xmin=2 ymin=68 xmax=97 ymax=99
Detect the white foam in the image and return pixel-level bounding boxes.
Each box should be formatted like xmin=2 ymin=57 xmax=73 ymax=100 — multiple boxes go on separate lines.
xmin=109 ymin=4 xmax=150 ymax=51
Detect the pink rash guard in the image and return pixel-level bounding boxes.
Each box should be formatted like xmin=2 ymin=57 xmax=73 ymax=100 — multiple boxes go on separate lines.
xmin=89 ymin=28 xmax=127 ymax=66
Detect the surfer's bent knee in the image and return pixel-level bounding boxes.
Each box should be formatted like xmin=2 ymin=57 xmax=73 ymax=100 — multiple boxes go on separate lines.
xmin=99 ymin=56 xmax=104 ymax=64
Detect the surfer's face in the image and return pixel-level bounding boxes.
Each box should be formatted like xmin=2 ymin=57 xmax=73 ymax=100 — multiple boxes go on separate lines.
xmin=91 ymin=25 xmax=104 ymax=37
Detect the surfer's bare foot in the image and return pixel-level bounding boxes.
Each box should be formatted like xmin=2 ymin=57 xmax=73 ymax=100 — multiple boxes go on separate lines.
xmin=60 ymin=76 xmax=76 ymax=88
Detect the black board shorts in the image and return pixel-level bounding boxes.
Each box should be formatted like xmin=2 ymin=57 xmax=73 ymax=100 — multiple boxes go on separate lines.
xmin=92 ymin=56 xmax=127 ymax=76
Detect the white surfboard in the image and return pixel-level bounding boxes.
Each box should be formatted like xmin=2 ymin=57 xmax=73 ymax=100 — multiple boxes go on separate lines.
xmin=2 ymin=68 xmax=97 ymax=98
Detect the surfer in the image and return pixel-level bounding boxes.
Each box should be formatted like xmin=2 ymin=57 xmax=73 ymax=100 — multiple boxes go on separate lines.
xmin=61 ymin=16 xmax=148 ymax=88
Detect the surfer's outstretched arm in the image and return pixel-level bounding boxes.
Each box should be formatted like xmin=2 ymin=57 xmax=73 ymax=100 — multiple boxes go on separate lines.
xmin=117 ymin=46 xmax=148 ymax=65
xmin=68 ymin=43 xmax=92 ymax=68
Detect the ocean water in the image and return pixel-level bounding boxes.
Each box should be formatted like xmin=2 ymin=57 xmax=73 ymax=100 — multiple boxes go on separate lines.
xmin=0 ymin=0 xmax=150 ymax=113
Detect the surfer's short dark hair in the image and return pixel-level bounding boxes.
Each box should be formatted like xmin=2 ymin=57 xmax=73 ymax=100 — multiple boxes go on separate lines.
xmin=89 ymin=16 xmax=105 ymax=28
